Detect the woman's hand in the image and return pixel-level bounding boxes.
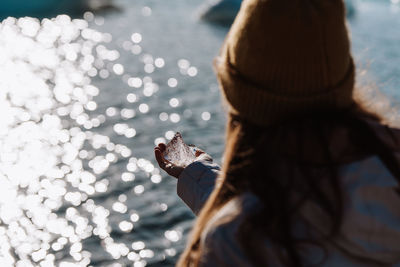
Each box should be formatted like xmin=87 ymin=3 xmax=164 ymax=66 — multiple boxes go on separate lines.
xmin=154 ymin=143 xmax=205 ymax=178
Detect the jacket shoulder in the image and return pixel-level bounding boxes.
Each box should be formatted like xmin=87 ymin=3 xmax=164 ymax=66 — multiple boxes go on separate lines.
xmin=199 ymin=194 xmax=274 ymax=266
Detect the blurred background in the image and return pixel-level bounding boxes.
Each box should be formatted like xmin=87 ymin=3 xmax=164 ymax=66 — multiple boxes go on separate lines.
xmin=0 ymin=0 xmax=399 ymax=266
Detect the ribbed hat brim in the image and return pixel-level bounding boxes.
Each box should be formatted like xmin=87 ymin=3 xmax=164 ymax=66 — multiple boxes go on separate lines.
xmin=215 ymin=57 xmax=355 ymax=127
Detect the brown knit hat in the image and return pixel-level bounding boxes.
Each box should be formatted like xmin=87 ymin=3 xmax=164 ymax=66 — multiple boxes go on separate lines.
xmin=215 ymin=0 xmax=355 ymax=127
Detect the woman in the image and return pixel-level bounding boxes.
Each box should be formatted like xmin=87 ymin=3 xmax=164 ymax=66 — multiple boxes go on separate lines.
xmin=155 ymin=0 xmax=400 ymax=266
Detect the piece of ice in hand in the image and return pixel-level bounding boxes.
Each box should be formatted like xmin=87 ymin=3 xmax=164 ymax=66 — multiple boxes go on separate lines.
xmin=163 ymin=132 xmax=196 ymax=167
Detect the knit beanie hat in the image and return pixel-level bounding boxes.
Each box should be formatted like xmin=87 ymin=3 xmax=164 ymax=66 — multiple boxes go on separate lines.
xmin=215 ymin=0 xmax=355 ymax=127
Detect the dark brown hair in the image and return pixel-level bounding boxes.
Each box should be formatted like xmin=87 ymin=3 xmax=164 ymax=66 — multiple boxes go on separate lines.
xmin=178 ymin=104 xmax=400 ymax=266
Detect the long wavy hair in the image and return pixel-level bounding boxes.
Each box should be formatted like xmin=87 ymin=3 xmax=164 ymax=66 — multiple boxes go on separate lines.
xmin=177 ymin=95 xmax=400 ymax=266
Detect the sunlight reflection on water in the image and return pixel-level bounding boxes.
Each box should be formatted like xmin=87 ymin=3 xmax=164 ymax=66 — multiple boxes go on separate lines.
xmin=0 ymin=2 xmax=223 ymax=263
xmin=0 ymin=14 xmax=173 ymax=266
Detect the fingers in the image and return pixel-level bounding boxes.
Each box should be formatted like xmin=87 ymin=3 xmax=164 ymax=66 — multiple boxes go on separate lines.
xmin=154 ymin=146 xmax=174 ymax=169
xmin=195 ymin=149 xmax=205 ymax=157
xmin=154 ymin=146 xmax=183 ymax=178
xmin=157 ymin=143 xmax=166 ymax=152
xmin=188 ymin=144 xmax=205 ymax=157
xmin=154 ymin=147 xmax=166 ymax=169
